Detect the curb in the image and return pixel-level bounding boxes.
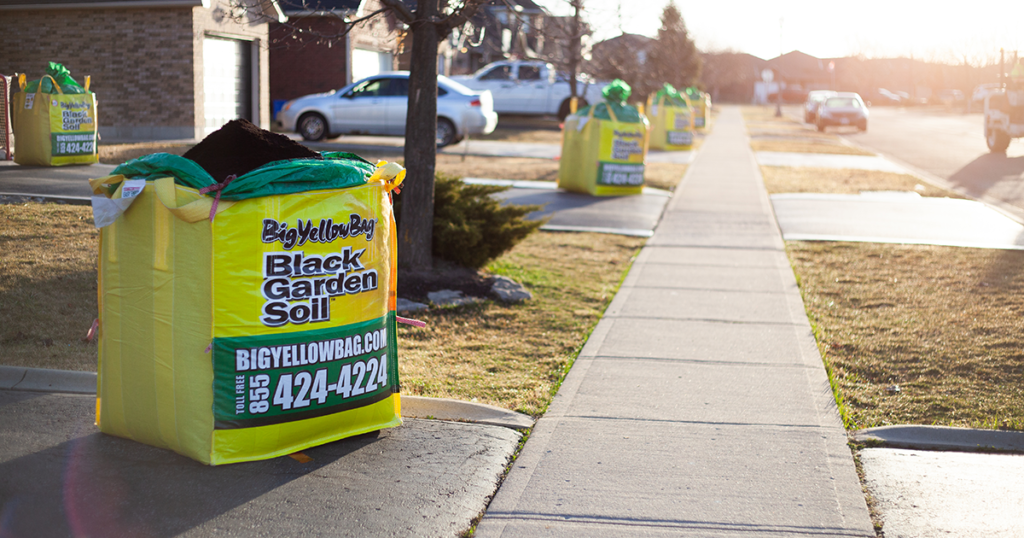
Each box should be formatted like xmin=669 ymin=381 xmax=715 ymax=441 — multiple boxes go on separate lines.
xmin=853 ymin=425 xmax=1024 ymax=453
xmin=0 ymin=365 xmax=534 ymax=430
xmin=0 ymin=365 xmax=96 ymax=394
xmin=0 ymin=192 xmax=92 ymax=205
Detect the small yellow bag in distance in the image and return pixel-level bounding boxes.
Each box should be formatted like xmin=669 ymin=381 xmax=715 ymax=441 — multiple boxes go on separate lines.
xmin=558 ymin=104 xmax=649 ymax=196
xmin=13 ymin=75 xmax=98 ymax=166
xmin=94 ymin=165 xmax=401 ymax=465
xmin=647 ymin=93 xmax=693 ymax=151
xmin=693 ymin=93 xmax=711 ymax=129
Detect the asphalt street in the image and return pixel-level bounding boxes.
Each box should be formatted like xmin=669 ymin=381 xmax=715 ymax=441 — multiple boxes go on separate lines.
xmin=837 ymin=106 xmax=1024 ymax=221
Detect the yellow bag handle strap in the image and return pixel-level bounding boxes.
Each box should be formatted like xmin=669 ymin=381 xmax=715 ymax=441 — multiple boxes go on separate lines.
xmin=587 ymin=102 xmax=619 ymax=123
xmin=84 ymin=76 xmax=90 ymax=92
xmin=37 ymin=75 xmax=63 ymax=95
xmin=154 ymin=177 xmax=235 ymax=223
xmin=90 ymin=175 xmax=234 ymax=223
xmin=90 ymin=174 xmax=125 ymax=195
xmin=17 ymin=74 xmax=26 ymax=90
xmin=605 ymin=103 xmax=618 ymax=123
xmin=29 ymin=75 xmax=62 ymax=116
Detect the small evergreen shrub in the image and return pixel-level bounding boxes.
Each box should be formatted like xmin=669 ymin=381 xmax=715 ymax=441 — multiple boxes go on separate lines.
xmin=394 ymin=173 xmax=543 ymax=269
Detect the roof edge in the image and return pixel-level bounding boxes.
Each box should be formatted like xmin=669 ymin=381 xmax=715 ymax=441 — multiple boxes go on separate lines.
xmin=0 ymin=0 xmax=208 ymax=10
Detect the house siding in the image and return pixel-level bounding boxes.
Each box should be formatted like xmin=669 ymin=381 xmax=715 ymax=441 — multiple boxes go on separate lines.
xmin=193 ymin=3 xmax=271 ymax=136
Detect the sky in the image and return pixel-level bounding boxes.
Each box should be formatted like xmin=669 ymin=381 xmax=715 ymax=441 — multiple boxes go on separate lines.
xmin=533 ymin=0 xmax=1024 ymax=64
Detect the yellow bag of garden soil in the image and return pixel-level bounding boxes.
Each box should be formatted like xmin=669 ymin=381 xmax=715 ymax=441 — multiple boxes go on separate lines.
xmin=646 ymin=85 xmax=693 ymax=151
xmin=558 ymin=100 xmax=649 ymax=196
xmin=92 ymin=153 xmax=403 ymax=465
xmin=13 ymin=73 xmax=98 ymax=166
xmin=685 ymin=87 xmax=711 ymax=129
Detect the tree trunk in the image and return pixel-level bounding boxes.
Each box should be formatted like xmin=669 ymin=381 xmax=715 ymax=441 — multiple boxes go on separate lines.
xmin=399 ymin=7 xmax=441 ymax=272
xmin=567 ymin=0 xmax=581 ymax=98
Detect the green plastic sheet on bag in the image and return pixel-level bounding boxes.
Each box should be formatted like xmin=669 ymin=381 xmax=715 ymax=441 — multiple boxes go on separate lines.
xmin=22 ymin=62 xmax=89 ymax=95
xmin=684 ymin=86 xmax=703 ymax=101
xmin=111 ymin=152 xmax=375 ymax=201
xmin=655 ymin=83 xmax=690 ymax=108
xmin=575 ymin=79 xmax=644 ymax=124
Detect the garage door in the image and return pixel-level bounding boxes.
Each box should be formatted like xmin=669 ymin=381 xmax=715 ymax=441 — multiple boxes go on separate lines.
xmin=203 ymin=36 xmax=252 ymax=136
xmin=351 ymin=48 xmax=393 ymax=83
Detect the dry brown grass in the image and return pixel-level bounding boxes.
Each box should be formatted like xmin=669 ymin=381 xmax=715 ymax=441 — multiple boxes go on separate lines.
xmin=0 ymin=204 xmax=643 ymax=417
xmin=790 ymin=242 xmax=1024 ymax=430
xmin=741 ymin=105 xmax=875 ymax=156
xmin=476 ymin=125 xmax=563 ymax=144
xmin=761 ymin=166 xmax=963 ymax=198
xmin=99 ymin=142 xmax=191 ymax=165
xmin=400 ymin=232 xmax=644 ymax=416
xmin=644 ymin=163 xmax=689 ymax=191
xmin=751 ymin=139 xmax=875 ymax=156
xmin=0 ymin=203 xmax=99 ymax=370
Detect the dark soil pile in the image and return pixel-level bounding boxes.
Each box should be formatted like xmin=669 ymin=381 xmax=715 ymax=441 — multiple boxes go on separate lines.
xmin=183 ymin=119 xmax=321 ymax=181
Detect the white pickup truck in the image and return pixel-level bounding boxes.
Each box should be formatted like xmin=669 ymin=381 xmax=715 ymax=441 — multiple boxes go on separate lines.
xmin=451 ymin=61 xmax=607 ymax=120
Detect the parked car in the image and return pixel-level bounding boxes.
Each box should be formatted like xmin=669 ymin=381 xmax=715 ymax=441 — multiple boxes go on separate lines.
xmin=274 ymin=72 xmax=497 ymax=147
xmin=874 ymin=88 xmax=903 ymax=105
xmin=804 ymin=90 xmax=837 ymax=123
xmin=451 ymin=60 xmax=607 ymax=120
xmin=972 ymin=83 xmax=1002 ymax=105
xmin=934 ymin=89 xmax=965 ymax=106
xmin=816 ymin=92 xmax=868 ymax=132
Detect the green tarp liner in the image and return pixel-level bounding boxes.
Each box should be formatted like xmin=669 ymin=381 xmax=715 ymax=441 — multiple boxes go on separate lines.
xmin=20 ymin=62 xmax=90 ymax=95
xmin=575 ymin=79 xmax=644 ymax=123
xmin=654 ymin=83 xmax=690 ymax=108
xmin=111 ymin=152 xmax=375 ymax=201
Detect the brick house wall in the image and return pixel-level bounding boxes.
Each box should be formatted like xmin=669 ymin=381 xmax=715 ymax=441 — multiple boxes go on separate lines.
xmin=269 ymin=17 xmax=350 ymax=102
xmin=269 ymin=0 xmax=400 ymax=105
xmin=0 ymin=2 xmax=271 ymax=141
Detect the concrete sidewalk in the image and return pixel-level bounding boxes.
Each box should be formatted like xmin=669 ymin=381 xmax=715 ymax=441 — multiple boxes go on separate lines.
xmin=0 ymin=366 xmax=532 ymax=538
xmin=476 ymin=106 xmax=875 ymax=537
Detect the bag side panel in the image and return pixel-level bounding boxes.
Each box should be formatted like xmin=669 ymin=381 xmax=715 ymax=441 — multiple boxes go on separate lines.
xmin=97 ymin=184 xmax=215 ymax=463
xmin=49 ymin=94 xmax=98 ymax=166
xmin=12 ymin=92 xmax=53 ymax=166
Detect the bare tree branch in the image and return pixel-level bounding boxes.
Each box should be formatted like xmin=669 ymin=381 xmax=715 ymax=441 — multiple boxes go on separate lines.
xmin=379 ymin=0 xmax=414 ymax=24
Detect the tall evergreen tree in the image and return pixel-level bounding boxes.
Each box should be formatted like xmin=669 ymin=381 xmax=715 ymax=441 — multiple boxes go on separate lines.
xmin=647 ymin=1 xmax=701 ymax=89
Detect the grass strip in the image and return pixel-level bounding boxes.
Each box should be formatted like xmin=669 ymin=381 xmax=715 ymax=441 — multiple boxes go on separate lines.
xmin=0 ymin=203 xmax=644 ymax=418
xmin=0 ymin=203 xmax=99 ymax=370
xmin=399 ymin=231 xmax=644 ymax=416
xmin=761 ymin=166 xmax=962 ymax=198
xmin=741 ymin=105 xmax=875 ymax=156
xmin=788 ymin=241 xmax=1024 ymax=430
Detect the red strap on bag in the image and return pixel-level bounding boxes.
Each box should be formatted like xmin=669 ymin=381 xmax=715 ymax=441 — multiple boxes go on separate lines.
xmin=199 ymin=174 xmax=237 ymax=221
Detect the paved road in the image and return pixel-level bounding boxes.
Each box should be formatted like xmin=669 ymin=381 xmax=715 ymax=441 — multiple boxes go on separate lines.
xmin=838 ymin=106 xmax=1024 ymax=220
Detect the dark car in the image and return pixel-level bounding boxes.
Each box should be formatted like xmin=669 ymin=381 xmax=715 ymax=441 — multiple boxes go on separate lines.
xmin=804 ymin=90 xmax=837 ymax=123
xmin=816 ymin=92 xmax=868 ymax=132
